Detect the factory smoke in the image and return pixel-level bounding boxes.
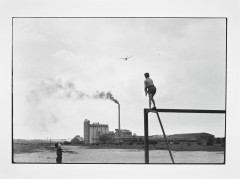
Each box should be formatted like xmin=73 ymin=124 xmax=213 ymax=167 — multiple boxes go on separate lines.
xmin=26 ymin=79 xmax=89 ymax=105
xmin=27 ymin=79 xmax=119 ymax=105
xmin=93 ymin=91 xmax=119 ymax=104
xmin=26 ymin=79 xmax=120 ymax=132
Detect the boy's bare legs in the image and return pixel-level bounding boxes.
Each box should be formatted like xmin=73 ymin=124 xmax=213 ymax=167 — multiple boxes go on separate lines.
xmin=152 ymin=98 xmax=156 ymax=108
xmin=149 ymin=94 xmax=156 ymax=109
xmin=148 ymin=94 xmax=151 ymax=108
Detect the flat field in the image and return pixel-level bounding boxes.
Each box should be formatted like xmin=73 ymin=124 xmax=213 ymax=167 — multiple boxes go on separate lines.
xmin=13 ymin=142 xmax=224 ymax=163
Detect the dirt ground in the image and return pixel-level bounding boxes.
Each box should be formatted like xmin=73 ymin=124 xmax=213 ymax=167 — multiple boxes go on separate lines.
xmin=13 ymin=142 xmax=224 ymax=163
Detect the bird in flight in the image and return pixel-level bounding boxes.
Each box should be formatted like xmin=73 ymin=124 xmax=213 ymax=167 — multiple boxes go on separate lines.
xmin=120 ymin=56 xmax=132 ymax=60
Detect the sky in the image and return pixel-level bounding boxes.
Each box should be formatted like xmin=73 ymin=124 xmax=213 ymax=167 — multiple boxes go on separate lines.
xmin=13 ymin=18 xmax=226 ymax=139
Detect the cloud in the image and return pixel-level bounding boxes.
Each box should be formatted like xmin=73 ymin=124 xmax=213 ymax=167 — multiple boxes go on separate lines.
xmin=52 ymin=49 xmax=75 ymax=59
xmin=27 ymin=103 xmax=64 ymax=132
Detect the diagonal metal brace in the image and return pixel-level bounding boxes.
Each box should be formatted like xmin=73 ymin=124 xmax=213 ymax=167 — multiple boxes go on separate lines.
xmin=144 ymin=109 xmax=175 ymax=163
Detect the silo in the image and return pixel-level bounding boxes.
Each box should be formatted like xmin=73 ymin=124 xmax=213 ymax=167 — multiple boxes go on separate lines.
xmin=84 ymin=119 xmax=90 ymax=144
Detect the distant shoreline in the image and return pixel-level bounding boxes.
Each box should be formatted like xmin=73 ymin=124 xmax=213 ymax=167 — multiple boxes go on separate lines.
xmin=13 ymin=142 xmax=224 ymax=154
xmin=84 ymin=143 xmax=224 ymax=152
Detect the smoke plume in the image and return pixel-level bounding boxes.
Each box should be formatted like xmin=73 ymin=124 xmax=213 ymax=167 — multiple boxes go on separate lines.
xmin=93 ymin=91 xmax=119 ymax=104
xmin=25 ymin=79 xmax=119 ymax=133
xmin=26 ymin=79 xmax=90 ymax=105
xmin=27 ymin=79 xmax=119 ymax=105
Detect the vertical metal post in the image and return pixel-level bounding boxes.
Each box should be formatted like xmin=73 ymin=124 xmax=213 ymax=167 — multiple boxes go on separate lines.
xmin=144 ymin=109 xmax=149 ymax=164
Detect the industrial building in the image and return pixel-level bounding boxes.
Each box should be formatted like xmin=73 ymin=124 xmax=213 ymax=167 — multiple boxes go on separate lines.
xmin=115 ymin=129 xmax=132 ymax=137
xmin=84 ymin=119 xmax=109 ymax=144
xmin=166 ymin=132 xmax=215 ymax=144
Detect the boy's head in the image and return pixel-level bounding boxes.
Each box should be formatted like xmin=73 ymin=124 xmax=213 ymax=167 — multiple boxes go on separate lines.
xmin=144 ymin=73 xmax=150 ymax=78
xmin=55 ymin=143 xmax=58 ymax=148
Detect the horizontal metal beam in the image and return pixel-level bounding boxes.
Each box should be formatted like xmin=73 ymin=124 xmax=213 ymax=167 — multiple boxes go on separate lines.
xmin=144 ymin=108 xmax=226 ymax=114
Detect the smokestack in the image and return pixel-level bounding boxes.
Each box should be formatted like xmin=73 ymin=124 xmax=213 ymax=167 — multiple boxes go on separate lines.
xmin=118 ymin=103 xmax=120 ymax=131
xmin=93 ymin=91 xmax=120 ymax=134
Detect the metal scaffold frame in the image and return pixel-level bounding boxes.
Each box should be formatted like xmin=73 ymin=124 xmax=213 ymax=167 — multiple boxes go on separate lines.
xmin=144 ymin=108 xmax=226 ymax=164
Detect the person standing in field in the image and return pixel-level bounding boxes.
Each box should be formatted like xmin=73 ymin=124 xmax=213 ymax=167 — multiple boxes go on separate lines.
xmin=144 ymin=72 xmax=157 ymax=109
xmin=55 ymin=143 xmax=63 ymax=163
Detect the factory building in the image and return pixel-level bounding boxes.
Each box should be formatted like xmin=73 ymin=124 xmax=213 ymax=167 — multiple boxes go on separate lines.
xmin=115 ymin=129 xmax=132 ymax=138
xmin=84 ymin=119 xmax=109 ymax=144
xmin=166 ymin=132 xmax=215 ymax=144
xmin=168 ymin=132 xmax=214 ymax=141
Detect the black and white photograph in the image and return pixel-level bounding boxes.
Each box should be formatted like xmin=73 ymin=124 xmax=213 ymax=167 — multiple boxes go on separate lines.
xmin=1 ymin=1 xmax=240 ymax=179
xmin=12 ymin=17 xmax=226 ymax=164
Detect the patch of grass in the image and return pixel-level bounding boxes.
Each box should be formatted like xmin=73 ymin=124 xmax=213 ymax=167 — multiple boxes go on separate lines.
xmin=13 ymin=142 xmax=78 ymax=154
xmin=13 ymin=143 xmax=55 ymax=154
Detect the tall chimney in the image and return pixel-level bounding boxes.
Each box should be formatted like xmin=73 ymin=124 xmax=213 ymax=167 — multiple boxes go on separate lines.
xmin=118 ymin=103 xmax=120 ymax=131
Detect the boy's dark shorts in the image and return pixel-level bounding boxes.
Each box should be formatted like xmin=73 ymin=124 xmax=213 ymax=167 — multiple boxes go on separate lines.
xmin=147 ymin=85 xmax=156 ymax=96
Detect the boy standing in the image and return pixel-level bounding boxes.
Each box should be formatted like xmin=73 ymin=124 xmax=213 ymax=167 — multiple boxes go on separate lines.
xmin=144 ymin=73 xmax=157 ymax=109
xmin=55 ymin=143 xmax=63 ymax=163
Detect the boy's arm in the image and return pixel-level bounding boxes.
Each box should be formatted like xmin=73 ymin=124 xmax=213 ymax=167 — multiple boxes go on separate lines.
xmin=61 ymin=148 xmax=68 ymax=153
